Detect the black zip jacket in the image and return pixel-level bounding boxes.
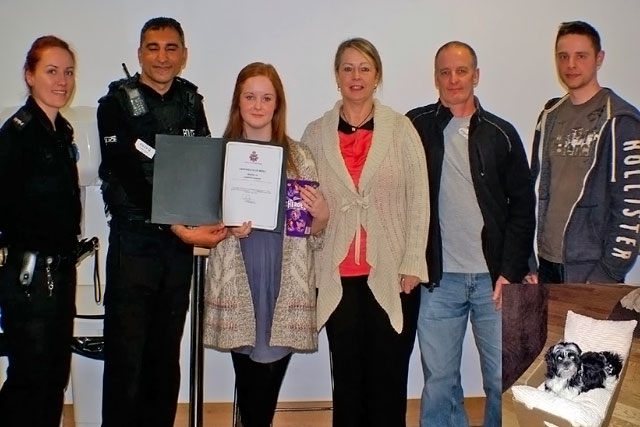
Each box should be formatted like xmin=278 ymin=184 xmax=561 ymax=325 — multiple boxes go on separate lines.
xmin=407 ymin=99 xmax=535 ymax=288
xmin=0 ymin=97 xmax=81 ymax=254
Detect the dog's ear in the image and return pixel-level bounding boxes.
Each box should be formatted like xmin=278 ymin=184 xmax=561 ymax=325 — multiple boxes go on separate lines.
xmin=545 ymin=345 xmax=556 ymax=367
xmin=573 ymin=342 xmax=582 ymax=355
xmin=544 ymin=345 xmax=556 ymax=365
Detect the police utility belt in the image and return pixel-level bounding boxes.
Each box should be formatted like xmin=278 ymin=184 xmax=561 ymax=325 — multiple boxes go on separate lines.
xmin=1 ymin=248 xmax=73 ymax=297
xmin=5 ymin=247 xmax=73 ymax=267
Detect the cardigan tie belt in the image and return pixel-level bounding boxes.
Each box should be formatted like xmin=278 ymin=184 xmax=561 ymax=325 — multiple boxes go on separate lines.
xmin=340 ymin=194 xmax=370 ymax=265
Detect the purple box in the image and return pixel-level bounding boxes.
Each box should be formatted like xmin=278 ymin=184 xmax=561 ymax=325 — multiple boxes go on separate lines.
xmin=285 ymin=179 xmax=319 ymax=237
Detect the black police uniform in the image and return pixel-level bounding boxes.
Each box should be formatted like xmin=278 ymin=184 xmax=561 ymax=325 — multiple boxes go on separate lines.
xmin=97 ymin=74 xmax=209 ymax=427
xmin=0 ymin=96 xmax=81 ymax=427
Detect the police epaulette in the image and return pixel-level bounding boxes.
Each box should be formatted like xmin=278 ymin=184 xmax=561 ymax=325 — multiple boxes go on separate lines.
xmin=11 ymin=108 xmax=32 ymax=130
xmin=107 ymin=77 xmax=130 ymax=91
xmin=63 ymin=120 xmax=74 ymax=138
xmin=100 ymin=75 xmax=138 ymax=104
xmin=174 ymin=76 xmax=199 ymax=91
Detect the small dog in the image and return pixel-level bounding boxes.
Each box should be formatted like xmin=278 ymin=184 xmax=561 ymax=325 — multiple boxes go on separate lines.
xmin=580 ymin=350 xmax=623 ymax=391
xmin=544 ymin=342 xmax=623 ymax=399
xmin=544 ymin=342 xmax=583 ymax=399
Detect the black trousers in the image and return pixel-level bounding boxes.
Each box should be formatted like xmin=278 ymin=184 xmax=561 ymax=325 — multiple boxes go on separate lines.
xmin=101 ymin=219 xmax=193 ymax=427
xmin=0 ymin=257 xmax=76 ymax=427
xmin=325 ymin=276 xmax=420 ymax=427
xmin=538 ymin=258 xmax=565 ymax=284
xmin=231 ymin=351 xmax=292 ymax=427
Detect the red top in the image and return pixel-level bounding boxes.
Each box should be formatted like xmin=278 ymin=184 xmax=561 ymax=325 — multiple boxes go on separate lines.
xmin=338 ymin=123 xmax=373 ymax=277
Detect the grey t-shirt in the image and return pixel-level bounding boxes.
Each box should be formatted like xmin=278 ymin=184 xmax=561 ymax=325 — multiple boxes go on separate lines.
xmin=440 ymin=116 xmax=488 ymax=273
xmin=539 ymin=89 xmax=608 ymax=262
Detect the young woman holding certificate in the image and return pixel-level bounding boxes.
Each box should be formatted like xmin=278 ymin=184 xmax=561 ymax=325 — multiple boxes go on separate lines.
xmin=202 ymin=62 xmax=328 ymax=427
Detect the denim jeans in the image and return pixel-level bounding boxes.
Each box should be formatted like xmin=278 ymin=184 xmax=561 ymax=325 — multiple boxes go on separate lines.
xmin=418 ymin=273 xmax=501 ymax=427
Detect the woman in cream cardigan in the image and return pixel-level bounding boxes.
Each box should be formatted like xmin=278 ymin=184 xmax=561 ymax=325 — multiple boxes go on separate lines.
xmin=301 ymin=38 xmax=429 ymax=427
xmin=174 ymin=62 xmax=328 ymax=427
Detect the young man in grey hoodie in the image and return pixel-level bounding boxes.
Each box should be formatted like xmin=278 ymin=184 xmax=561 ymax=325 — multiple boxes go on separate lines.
xmin=531 ymin=21 xmax=640 ymax=284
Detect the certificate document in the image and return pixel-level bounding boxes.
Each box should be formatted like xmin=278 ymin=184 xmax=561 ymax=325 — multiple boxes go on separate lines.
xmin=222 ymin=141 xmax=284 ymax=230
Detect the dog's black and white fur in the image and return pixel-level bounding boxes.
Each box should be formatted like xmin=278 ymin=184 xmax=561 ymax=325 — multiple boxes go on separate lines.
xmin=580 ymin=350 xmax=624 ymax=391
xmin=544 ymin=342 xmax=584 ymax=398
xmin=544 ymin=342 xmax=623 ymax=399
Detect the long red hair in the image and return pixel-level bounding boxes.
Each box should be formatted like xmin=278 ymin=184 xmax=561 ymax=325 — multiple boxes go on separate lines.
xmin=223 ymin=62 xmax=298 ymax=176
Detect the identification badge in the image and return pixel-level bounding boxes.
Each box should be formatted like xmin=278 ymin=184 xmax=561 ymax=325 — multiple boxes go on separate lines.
xmin=135 ymin=139 xmax=156 ymax=159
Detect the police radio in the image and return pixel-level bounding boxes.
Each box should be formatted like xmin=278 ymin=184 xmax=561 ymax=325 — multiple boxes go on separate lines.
xmin=19 ymin=251 xmax=37 ymax=286
xmin=122 ymin=63 xmax=148 ymax=117
xmin=0 ymin=246 xmax=6 ymax=268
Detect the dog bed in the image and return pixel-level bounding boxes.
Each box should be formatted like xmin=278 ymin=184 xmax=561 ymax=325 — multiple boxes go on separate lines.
xmin=510 ymin=310 xmax=637 ymax=427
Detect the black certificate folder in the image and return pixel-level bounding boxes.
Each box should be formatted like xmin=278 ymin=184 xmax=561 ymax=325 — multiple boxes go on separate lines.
xmin=151 ymin=135 xmax=225 ymax=226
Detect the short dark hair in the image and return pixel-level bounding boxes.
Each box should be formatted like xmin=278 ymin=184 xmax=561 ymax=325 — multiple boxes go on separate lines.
xmin=556 ymin=21 xmax=601 ymax=52
xmin=140 ymin=17 xmax=185 ymax=47
xmin=435 ymin=41 xmax=478 ymax=69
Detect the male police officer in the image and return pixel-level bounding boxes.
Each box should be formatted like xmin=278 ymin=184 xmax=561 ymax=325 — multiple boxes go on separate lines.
xmin=97 ymin=17 xmax=212 ymax=427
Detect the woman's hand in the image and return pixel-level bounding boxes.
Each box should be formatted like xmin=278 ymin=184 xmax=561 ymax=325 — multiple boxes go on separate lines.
xmin=229 ymin=221 xmax=252 ymax=239
xmin=299 ymin=184 xmax=329 ymax=234
xmin=400 ymin=275 xmax=421 ymax=294
xmin=171 ymin=223 xmax=228 ymax=248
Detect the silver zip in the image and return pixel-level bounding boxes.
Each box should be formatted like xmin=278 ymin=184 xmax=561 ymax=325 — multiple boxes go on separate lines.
xmin=45 ymin=256 xmax=54 ymax=297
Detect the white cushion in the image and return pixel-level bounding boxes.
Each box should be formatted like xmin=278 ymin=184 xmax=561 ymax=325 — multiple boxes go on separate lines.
xmin=564 ymin=310 xmax=636 ymax=359
xmin=511 ymin=385 xmax=602 ymax=427
xmin=511 ymin=311 xmax=637 ymax=427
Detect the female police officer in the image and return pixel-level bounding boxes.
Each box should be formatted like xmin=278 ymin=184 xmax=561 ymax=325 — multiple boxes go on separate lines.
xmin=0 ymin=35 xmax=81 ymax=427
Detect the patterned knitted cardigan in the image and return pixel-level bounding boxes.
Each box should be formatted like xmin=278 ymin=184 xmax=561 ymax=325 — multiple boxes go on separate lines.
xmin=203 ymin=141 xmax=322 ymax=352
xmin=301 ymin=99 xmax=430 ymax=333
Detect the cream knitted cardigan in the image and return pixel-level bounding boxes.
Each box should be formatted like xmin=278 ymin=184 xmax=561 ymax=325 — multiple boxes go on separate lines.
xmin=301 ymin=99 xmax=429 ymax=333
xmin=203 ymin=141 xmax=321 ymax=352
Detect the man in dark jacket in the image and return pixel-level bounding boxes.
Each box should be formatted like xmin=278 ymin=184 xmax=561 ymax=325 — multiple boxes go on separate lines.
xmin=531 ymin=21 xmax=640 ymax=284
xmin=407 ymin=41 xmax=535 ymax=427
xmin=97 ymin=17 xmax=224 ymax=427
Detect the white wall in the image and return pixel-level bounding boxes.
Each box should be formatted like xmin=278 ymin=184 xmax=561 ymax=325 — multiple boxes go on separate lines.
xmin=2 ymin=0 xmax=640 ymax=406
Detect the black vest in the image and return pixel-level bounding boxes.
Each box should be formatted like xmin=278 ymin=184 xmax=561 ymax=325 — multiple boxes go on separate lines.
xmin=99 ymin=76 xmax=200 ymax=220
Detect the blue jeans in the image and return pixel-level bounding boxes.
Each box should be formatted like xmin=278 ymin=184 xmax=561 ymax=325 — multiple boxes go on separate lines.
xmin=418 ymin=273 xmax=501 ymax=427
